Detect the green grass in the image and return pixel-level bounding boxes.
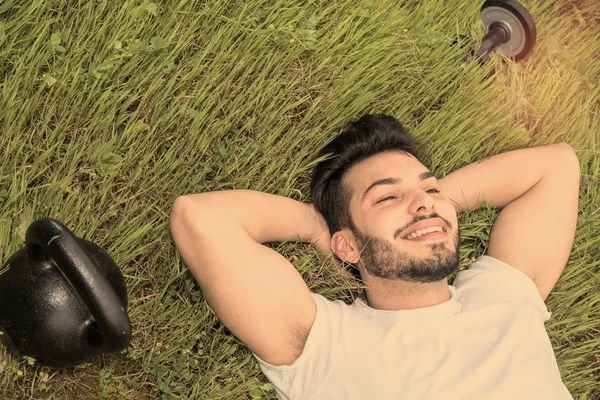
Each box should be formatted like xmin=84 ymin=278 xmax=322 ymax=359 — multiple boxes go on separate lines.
xmin=0 ymin=0 xmax=598 ymax=398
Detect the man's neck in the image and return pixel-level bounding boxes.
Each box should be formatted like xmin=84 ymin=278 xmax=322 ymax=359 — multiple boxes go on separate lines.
xmin=364 ymin=278 xmax=451 ymax=311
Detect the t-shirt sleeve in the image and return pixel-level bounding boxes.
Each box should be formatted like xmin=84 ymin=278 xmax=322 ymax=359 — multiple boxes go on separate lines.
xmin=250 ymin=292 xmax=342 ymax=399
xmin=452 ymin=255 xmax=552 ymax=322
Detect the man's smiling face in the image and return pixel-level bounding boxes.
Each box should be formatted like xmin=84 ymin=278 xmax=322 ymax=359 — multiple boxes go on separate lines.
xmin=333 ymin=150 xmax=461 ymax=282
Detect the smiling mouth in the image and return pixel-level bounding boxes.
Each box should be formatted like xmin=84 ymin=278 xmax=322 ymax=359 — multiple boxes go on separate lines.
xmin=401 ymin=227 xmax=448 ymax=241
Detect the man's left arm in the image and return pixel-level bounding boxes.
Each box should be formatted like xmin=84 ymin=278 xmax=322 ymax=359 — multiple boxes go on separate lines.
xmin=485 ymin=145 xmax=580 ymax=301
xmin=439 ymin=143 xmax=580 ymax=301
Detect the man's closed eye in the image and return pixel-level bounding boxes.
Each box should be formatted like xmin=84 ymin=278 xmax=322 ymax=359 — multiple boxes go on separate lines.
xmin=377 ymin=189 xmax=440 ymax=204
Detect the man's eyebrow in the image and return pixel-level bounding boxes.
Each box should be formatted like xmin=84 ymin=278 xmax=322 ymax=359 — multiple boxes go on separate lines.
xmin=361 ymin=171 xmax=437 ymax=203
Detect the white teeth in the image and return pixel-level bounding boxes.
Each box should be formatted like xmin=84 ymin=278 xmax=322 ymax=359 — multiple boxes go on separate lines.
xmin=406 ymin=226 xmax=443 ymax=240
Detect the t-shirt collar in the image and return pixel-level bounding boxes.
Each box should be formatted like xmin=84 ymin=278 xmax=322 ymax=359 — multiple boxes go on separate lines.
xmin=353 ymin=285 xmax=462 ymax=316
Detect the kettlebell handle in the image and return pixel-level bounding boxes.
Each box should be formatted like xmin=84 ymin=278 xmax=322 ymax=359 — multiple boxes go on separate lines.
xmin=25 ymin=218 xmax=131 ymax=353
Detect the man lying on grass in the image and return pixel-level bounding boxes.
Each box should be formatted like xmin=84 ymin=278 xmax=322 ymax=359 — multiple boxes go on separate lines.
xmin=169 ymin=114 xmax=579 ymax=399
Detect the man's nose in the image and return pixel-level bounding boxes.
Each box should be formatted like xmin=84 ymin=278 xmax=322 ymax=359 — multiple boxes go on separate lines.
xmin=410 ymin=191 xmax=435 ymax=214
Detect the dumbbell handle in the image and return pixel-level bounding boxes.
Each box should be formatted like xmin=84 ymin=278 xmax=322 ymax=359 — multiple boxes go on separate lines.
xmin=476 ymin=21 xmax=511 ymax=64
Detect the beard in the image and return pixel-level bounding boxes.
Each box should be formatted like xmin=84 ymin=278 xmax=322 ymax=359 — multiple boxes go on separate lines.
xmin=350 ymin=223 xmax=461 ymax=283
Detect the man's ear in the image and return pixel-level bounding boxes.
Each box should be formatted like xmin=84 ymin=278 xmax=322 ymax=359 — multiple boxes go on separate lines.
xmin=331 ymin=231 xmax=360 ymax=265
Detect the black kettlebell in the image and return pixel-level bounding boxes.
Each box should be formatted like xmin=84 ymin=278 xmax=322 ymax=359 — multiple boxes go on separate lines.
xmin=0 ymin=218 xmax=132 ymax=368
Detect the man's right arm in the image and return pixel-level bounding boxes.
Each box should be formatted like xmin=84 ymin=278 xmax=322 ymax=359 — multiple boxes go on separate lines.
xmin=174 ymin=190 xmax=323 ymax=246
xmin=169 ymin=194 xmax=319 ymax=366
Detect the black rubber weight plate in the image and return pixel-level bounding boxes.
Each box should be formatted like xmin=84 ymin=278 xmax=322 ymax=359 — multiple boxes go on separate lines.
xmin=480 ymin=0 xmax=536 ymax=60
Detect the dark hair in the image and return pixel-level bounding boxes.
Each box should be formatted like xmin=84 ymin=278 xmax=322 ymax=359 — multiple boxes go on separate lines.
xmin=309 ymin=114 xmax=428 ymax=279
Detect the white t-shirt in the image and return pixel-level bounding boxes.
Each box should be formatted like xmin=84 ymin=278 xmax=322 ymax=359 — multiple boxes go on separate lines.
xmin=252 ymin=255 xmax=573 ymax=400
